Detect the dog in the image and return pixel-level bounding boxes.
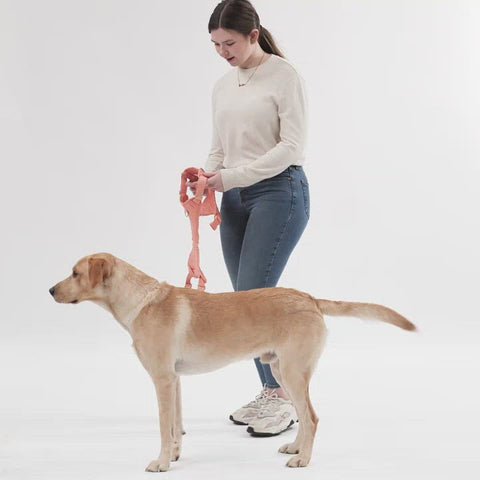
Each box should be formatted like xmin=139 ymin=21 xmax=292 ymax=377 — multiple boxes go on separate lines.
xmin=49 ymin=252 xmax=415 ymax=471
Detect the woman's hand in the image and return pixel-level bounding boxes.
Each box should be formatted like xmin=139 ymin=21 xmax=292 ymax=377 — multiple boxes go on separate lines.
xmin=187 ymin=171 xmax=224 ymax=194
xmin=203 ymin=171 xmax=224 ymax=192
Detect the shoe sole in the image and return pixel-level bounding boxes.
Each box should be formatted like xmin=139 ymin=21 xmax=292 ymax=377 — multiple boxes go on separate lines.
xmin=229 ymin=415 xmax=248 ymax=426
xmin=246 ymin=419 xmax=295 ymax=437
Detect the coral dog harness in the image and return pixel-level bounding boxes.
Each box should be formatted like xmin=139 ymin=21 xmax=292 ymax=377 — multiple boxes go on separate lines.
xmin=179 ymin=167 xmax=221 ymax=290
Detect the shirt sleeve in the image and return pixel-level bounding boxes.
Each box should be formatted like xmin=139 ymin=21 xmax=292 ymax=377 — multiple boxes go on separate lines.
xmin=220 ymin=74 xmax=308 ymax=191
xmin=204 ymin=87 xmax=224 ymax=172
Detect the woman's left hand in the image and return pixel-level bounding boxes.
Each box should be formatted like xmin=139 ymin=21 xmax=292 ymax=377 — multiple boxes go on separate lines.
xmin=203 ymin=171 xmax=224 ymax=192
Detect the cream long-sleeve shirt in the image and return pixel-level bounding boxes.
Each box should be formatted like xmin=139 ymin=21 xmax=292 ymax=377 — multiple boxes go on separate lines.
xmin=204 ymin=54 xmax=308 ymax=192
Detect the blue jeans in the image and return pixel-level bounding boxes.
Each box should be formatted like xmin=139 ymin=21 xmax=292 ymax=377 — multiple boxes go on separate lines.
xmin=220 ymin=166 xmax=310 ymax=388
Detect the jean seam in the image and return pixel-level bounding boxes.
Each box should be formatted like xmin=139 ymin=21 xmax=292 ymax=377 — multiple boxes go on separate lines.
xmin=300 ymin=179 xmax=310 ymax=219
xmin=262 ymin=177 xmax=296 ymax=287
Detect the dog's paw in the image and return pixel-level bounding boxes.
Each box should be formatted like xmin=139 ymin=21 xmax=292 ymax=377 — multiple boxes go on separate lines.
xmin=145 ymin=459 xmax=170 ymax=472
xmin=278 ymin=442 xmax=300 ymax=454
xmin=286 ymin=455 xmax=310 ymax=468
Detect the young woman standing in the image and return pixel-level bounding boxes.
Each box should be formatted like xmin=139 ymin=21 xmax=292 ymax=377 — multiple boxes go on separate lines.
xmin=204 ymin=0 xmax=310 ymax=437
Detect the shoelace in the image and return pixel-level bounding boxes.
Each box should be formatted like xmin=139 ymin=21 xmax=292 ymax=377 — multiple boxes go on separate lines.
xmin=244 ymin=388 xmax=269 ymax=408
xmin=257 ymin=391 xmax=290 ymax=417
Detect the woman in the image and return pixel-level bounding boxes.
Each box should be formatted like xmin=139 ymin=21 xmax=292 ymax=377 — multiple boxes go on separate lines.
xmin=204 ymin=0 xmax=310 ymax=437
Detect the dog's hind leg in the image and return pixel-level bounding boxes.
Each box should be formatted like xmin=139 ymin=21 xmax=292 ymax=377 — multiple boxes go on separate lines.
xmin=275 ymin=357 xmax=319 ymax=468
xmin=270 ymin=360 xmax=304 ymax=454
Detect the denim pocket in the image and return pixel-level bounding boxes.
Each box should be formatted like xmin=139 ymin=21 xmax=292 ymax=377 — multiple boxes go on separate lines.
xmin=300 ymin=179 xmax=310 ymax=219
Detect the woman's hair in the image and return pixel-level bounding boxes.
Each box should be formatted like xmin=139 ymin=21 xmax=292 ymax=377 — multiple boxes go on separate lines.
xmin=208 ymin=0 xmax=285 ymax=58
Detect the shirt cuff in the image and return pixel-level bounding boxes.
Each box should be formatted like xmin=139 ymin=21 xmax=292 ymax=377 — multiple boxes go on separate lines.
xmin=219 ymin=168 xmax=239 ymax=192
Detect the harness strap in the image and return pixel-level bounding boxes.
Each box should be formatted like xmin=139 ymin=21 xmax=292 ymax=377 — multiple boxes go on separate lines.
xmin=179 ymin=167 xmax=221 ymax=290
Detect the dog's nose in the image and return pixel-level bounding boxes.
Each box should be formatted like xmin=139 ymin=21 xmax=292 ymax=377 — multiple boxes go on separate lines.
xmin=49 ymin=286 xmax=55 ymax=297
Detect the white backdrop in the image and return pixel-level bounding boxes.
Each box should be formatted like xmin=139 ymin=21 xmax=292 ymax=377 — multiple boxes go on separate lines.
xmin=1 ymin=1 xmax=479 ymax=479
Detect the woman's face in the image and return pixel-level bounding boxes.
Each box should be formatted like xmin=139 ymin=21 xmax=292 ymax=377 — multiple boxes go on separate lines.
xmin=210 ymin=28 xmax=259 ymax=67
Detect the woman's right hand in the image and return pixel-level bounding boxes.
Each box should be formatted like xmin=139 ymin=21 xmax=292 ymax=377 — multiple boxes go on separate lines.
xmin=203 ymin=171 xmax=224 ymax=192
xmin=188 ymin=172 xmax=215 ymax=196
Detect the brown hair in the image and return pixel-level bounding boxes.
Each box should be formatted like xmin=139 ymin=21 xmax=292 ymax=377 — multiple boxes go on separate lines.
xmin=208 ymin=0 xmax=285 ymax=58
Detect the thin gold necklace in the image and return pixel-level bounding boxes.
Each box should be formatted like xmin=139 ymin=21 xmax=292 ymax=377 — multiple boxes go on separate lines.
xmin=237 ymin=52 xmax=266 ymax=87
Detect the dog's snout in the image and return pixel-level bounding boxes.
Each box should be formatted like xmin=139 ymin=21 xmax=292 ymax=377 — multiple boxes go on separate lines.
xmin=49 ymin=286 xmax=56 ymax=297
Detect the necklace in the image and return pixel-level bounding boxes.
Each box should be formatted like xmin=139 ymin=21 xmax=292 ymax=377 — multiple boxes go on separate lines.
xmin=237 ymin=52 xmax=266 ymax=87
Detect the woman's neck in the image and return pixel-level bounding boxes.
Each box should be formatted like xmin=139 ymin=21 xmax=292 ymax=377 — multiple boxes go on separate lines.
xmin=239 ymin=48 xmax=270 ymax=69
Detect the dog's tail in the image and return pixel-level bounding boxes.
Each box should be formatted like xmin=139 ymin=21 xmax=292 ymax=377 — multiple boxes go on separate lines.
xmin=315 ymin=299 xmax=416 ymax=331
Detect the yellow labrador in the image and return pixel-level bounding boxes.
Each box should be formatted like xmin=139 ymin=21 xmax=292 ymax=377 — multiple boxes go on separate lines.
xmin=49 ymin=253 xmax=415 ymax=471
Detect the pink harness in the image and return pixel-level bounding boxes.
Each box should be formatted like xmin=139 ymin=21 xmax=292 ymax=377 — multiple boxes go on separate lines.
xmin=179 ymin=167 xmax=221 ymax=290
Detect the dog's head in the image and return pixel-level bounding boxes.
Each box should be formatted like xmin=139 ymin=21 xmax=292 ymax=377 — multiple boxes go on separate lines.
xmin=49 ymin=253 xmax=115 ymax=304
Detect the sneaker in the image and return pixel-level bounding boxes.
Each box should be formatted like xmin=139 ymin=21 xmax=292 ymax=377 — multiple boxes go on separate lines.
xmin=229 ymin=386 xmax=269 ymax=425
xmin=246 ymin=391 xmax=298 ymax=437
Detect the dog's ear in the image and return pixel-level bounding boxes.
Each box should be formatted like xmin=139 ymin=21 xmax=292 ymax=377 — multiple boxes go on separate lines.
xmin=88 ymin=256 xmax=113 ymax=288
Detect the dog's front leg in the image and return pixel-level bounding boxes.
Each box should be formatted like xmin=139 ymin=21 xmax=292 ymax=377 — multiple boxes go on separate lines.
xmin=145 ymin=373 xmax=177 ymax=472
xmin=171 ymin=376 xmax=183 ymax=462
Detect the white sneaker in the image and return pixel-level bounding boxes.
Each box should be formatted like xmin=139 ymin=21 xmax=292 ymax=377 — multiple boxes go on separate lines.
xmin=246 ymin=391 xmax=298 ymax=437
xmin=229 ymin=386 xmax=269 ymax=425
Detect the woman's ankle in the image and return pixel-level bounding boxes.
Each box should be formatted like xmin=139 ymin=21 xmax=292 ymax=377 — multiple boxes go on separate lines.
xmin=265 ymin=386 xmax=290 ymax=400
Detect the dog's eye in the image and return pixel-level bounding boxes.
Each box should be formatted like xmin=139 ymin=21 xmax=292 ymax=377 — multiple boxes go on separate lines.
xmin=72 ymin=271 xmax=78 ymax=278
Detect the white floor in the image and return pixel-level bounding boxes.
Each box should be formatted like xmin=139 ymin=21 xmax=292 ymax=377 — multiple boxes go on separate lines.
xmin=1 ymin=323 xmax=479 ymax=480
